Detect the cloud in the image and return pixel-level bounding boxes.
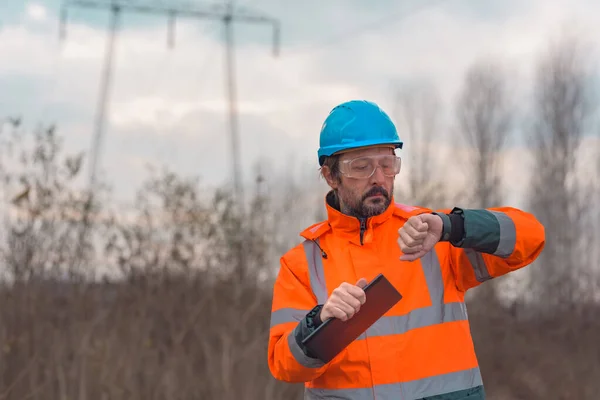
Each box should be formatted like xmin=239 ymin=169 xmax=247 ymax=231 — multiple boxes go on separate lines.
xmin=26 ymin=3 xmax=48 ymax=22
xmin=1 ymin=0 xmax=600 ymax=207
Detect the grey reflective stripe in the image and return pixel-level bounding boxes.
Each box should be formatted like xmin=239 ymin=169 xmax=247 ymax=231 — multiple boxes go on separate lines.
xmin=299 ymin=244 xmax=481 ymax=398
xmin=489 ymin=211 xmax=516 ymax=258
xmin=270 ymin=308 xmax=310 ymax=328
xmin=421 ymin=248 xmax=443 ymax=305
xmin=465 ymin=249 xmax=492 ymax=282
xmin=364 ymin=302 xmax=468 ymax=338
xmin=376 ymin=367 xmax=483 ymax=400
xmin=363 ymin=250 xmax=467 ymax=338
xmin=287 ymin=324 xmax=325 ymax=369
xmin=303 ymin=239 xmax=328 ymax=304
xmin=305 ymin=367 xmax=483 ymax=400
xmin=305 ymin=386 xmax=373 ymax=399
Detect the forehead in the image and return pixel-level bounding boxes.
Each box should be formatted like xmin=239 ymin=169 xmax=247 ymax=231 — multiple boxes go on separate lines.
xmin=338 ymin=145 xmax=396 ymax=160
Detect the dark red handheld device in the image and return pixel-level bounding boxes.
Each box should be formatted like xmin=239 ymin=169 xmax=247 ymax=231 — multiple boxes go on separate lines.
xmin=301 ymin=273 xmax=402 ymax=363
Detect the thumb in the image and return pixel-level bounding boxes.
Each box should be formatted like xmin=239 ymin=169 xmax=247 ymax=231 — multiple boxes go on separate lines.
xmin=356 ymin=278 xmax=368 ymax=288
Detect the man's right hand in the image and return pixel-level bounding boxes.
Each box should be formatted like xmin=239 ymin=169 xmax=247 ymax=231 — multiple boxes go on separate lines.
xmin=320 ymin=278 xmax=368 ymax=322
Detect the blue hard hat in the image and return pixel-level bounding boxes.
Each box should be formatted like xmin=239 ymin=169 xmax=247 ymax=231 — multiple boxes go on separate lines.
xmin=317 ymin=100 xmax=403 ymax=166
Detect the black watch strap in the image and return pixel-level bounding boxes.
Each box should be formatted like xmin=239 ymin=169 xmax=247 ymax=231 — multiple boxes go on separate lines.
xmin=433 ymin=212 xmax=451 ymax=242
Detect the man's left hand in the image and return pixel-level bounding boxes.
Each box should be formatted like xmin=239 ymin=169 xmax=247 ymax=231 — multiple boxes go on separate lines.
xmin=398 ymin=214 xmax=443 ymax=261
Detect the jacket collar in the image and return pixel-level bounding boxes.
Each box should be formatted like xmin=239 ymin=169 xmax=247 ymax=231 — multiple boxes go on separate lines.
xmin=299 ymin=192 xmax=429 ymax=243
xmin=323 ymin=190 xmax=396 ymax=245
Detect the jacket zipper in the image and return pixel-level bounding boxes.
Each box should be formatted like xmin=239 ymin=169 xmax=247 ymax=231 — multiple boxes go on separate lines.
xmin=359 ymin=218 xmax=367 ymax=245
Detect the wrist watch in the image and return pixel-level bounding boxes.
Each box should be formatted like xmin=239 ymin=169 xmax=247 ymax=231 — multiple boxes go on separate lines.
xmin=432 ymin=212 xmax=451 ymax=242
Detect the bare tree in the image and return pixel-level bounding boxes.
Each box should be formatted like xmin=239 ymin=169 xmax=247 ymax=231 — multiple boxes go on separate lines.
xmin=393 ymin=83 xmax=448 ymax=209
xmin=2 ymin=118 xmax=600 ymax=400
xmin=575 ymin=140 xmax=600 ymax=302
xmin=527 ymin=34 xmax=597 ymax=312
xmin=0 ymin=123 xmax=95 ymax=281
xmin=455 ymin=58 xmax=513 ymax=209
xmin=584 ymin=142 xmax=600 ymax=299
xmin=0 ymin=124 xmax=303 ymax=399
xmin=453 ymin=59 xmax=514 ymax=303
xmin=596 ymin=149 xmax=600 ymax=288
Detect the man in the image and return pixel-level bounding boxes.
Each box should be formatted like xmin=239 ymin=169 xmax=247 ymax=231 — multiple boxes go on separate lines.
xmin=268 ymin=100 xmax=545 ymax=400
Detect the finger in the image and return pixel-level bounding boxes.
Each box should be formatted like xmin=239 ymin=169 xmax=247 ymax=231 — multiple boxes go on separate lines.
xmin=409 ymin=216 xmax=429 ymax=232
xmin=400 ymin=249 xmax=427 ymax=261
xmin=332 ymin=299 xmax=356 ymax=319
xmin=399 ymin=226 xmax=426 ymax=248
xmin=355 ymin=278 xmax=368 ymax=289
xmin=332 ymin=287 xmax=359 ymax=311
xmin=354 ymin=279 xmax=368 ymax=304
xmin=330 ymin=306 xmax=349 ymax=321
xmin=346 ymin=284 xmax=366 ymax=305
xmin=341 ymin=281 xmax=365 ymax=293
xmin=401 ymin=222 xmax=428 ymax=241
xmin=343 ymin=281 xmax=365 ymax=296
xmin=319 ymin=307 xmax=332 ymax=321
xmin=338 ymin=290 xmax=362 ymax=311
xmin=399 ymin=243 xmax=424 ymax=255
xmin=398 ymin=236 xmax=417 ymax=255
xmin=399 ymin=230 xmax=424 ymax=253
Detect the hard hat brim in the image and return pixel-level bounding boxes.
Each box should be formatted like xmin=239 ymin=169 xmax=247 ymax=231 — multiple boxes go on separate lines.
xmin=318 ymin=139 xmax=403 ymax=166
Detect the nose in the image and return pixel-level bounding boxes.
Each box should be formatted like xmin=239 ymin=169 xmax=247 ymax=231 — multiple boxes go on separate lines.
xmin=369 ymin=165 xmax=386 ymax=185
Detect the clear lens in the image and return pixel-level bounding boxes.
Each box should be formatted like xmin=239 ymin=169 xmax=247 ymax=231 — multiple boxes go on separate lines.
xmin=341 ymin=155 xmax=401 ymax=179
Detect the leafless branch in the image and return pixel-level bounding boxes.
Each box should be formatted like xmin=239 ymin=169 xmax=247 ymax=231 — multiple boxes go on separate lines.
xmin=393 ymin=82 xmax=448 ymax=209
xmin=527 ymin=33 xmax=598 ymax=312
xmin=455 ymin=58 xmax=513 ymax=208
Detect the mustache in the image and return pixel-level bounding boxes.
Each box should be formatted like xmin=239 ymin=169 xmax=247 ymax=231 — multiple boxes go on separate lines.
xmin=362 ymin=186 xmax=389 ymax=201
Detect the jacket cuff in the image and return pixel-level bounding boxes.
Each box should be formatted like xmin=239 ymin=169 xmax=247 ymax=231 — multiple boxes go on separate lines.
xmin=448 ymin=207 xmax=466 ymax=246
xmin=449 ymin=208 xmax=503 ymax=253
xmin=433 ymin=212 xmax=451 ymax=242
xmin=294 ymin=305 xmax=324 ymax=359
xmin=433 ymin=209 xmax=465 ymax=245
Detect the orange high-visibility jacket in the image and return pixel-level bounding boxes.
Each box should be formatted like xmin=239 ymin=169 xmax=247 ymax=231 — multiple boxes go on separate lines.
xmin=268 ymin=193 xmax=545 ymax=399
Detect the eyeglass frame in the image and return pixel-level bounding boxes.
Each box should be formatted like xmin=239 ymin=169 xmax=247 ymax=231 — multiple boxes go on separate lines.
xmin=338 ymin=154 xmax=402 ymax=179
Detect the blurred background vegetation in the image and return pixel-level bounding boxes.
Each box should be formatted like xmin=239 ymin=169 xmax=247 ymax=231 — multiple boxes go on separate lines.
xmin=1 ymin=1 xmax=600 ymax=399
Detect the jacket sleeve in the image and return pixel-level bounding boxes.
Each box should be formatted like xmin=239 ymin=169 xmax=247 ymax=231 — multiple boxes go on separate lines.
xmin=436 ymin=206 xmax=546 ymax=292
xmin=268 ymin=249 xmax=329 ymax=383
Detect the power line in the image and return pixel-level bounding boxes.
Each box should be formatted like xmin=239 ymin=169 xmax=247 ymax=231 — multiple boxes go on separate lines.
xmin=59 ymin=0 xmax=281 ymax=275
xmin=303 ymin=0 xmax=449 ymax=52
xmin=60 ymin=0 xmax=280 ymax=206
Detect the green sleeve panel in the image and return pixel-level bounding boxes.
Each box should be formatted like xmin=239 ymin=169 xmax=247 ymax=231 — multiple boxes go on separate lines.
xmin=451 ymin=208 xmax=502 ymax=254
xmin=445 ymin=206 xmax=543 ymax=290
xmin=450 ymin=207 xmax=518 ymax=258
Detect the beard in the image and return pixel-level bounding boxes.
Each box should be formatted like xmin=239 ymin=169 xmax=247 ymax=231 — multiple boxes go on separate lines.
xmin=337 ymin=185 xmax=393 ymax=219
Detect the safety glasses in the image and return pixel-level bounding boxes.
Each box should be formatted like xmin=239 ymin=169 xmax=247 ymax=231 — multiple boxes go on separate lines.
xmin=339 ymin=155 xmax=401 ymax=179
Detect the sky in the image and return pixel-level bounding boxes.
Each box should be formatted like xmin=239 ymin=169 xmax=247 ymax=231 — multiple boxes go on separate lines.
xmin=1 ymin=0 xmax=600 ymax=211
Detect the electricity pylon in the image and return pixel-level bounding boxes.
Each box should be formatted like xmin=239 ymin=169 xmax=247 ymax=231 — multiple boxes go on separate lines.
xmin=60 ymin=0 xmax=280 ymax=205
xmin=60 ymin=0 xmax=280 ymax=274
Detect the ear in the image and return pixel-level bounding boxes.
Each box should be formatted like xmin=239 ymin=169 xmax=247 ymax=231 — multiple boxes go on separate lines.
xmin=321 ymin=166 xmax=340 ymax=189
